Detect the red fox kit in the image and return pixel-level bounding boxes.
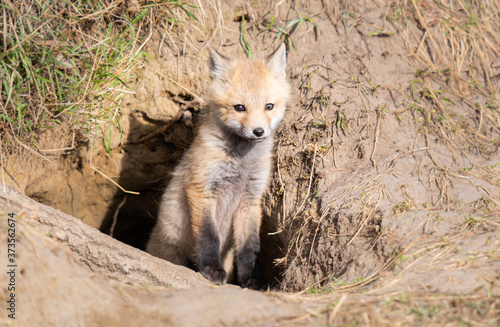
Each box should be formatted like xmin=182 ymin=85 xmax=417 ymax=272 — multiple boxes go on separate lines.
xmin=146 ymin=44 xmax=290 ymax=287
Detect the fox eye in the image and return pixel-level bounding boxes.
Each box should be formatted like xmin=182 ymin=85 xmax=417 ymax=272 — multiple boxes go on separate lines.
xmin=265 ymin=103 xmax=274 ymax=110
xmin=234 ymin=104 xmax=246 ymax=112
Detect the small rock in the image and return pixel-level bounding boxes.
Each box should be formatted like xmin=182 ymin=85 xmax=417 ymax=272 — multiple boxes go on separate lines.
xmin=55 ymin=230 xmax=68 ymax=242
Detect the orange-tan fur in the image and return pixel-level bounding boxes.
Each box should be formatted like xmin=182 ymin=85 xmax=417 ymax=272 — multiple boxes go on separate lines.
xmin=146 ymin=45 xmax=290 ymax=287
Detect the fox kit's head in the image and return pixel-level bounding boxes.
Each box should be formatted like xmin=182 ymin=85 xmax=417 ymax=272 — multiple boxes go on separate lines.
xmin=207 ymin=45 xmax=290 ymax=141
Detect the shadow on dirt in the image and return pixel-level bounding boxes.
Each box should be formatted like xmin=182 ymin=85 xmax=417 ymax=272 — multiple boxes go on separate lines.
xmin=99 ymin=113 xmax=190 ymax=250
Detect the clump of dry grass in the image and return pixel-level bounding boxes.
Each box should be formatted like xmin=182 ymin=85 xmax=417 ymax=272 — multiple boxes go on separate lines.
xmin=388 ymin=0 xmax=500 ymax=158
xmin=321 ymin=292 xmax=499 ymax=326
xmin=274 ymin=279 xmax=499 ymax=326
xmin=387 ymin=0 xmax=500 ymax=228
xmin=0 ymin=0 xmax=197 ymax=154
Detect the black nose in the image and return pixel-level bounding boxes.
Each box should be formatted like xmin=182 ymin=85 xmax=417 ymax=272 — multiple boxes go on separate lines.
xmin=253 ymin=128 xmax=264 ymax=137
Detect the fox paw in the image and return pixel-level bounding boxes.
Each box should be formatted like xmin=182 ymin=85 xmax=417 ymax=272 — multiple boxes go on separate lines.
xmin=240 ymin=277 xmax=265 ymax=290
xmin=199 ymin=264 xmax=227 ymax=285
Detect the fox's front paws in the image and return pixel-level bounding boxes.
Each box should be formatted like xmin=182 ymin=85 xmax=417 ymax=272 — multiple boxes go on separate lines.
xmin=240 ymin=277 xmax=265 ymax=290
xmin=199 ymin=262 xmax=227 ymax=285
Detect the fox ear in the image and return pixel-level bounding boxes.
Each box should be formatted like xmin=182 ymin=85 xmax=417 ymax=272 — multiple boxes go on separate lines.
xmin=209 ymin=48 xmax=230 ymax=80
xmin=267 ymin=43 xmax=287 ymax=78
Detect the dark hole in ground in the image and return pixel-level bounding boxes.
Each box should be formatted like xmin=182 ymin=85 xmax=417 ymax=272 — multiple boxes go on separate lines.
xmin=99 ymin=113 xmax=183 ymax=251
xmin=100 ymin=189 xmax=161 ymax=250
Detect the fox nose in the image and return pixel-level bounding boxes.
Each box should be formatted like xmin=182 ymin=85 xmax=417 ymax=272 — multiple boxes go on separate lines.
xmin=253 ymin=128 xmax=265 ymax=137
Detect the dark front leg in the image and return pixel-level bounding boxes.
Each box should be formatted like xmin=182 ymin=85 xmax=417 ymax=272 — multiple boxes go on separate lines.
xmin=233 ymin=201 xmax=263 ymax=289
xmin=196 ymin=212 xmax=227 ymax=285
xmin=188 ymin=185 xmax=227 ymax=285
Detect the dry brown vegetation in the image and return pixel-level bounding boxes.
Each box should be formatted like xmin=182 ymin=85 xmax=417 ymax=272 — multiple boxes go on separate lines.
xmin=1 ymin=0 xmax=499 ymax=326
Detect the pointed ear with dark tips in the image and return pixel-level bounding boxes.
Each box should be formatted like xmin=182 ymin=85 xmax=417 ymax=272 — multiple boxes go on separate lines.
xmin=266 ymin=43 xmax=287 ymax=78
xmin=209 ymin=48 xmax=230 ymax=80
